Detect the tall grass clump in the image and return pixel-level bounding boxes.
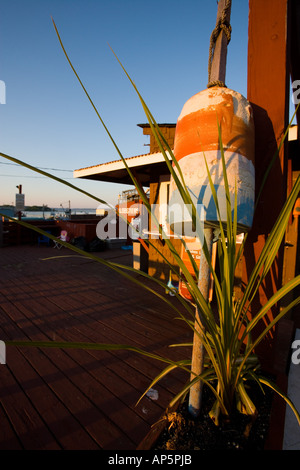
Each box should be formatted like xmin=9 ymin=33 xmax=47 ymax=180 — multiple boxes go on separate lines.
xmin=1 ymin=18 xmax=300 ymax=428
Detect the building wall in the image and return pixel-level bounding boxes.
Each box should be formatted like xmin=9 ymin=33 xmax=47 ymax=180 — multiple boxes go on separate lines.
xmin=148 ymin=179 xmax=181 ymax=282
xmin=141 ymin=125 xmax=180 ymax=282
xmin=148 ymin=238 xmax=181 ymax=282
xmin=141 ymin=124 xmax=176 ymax=154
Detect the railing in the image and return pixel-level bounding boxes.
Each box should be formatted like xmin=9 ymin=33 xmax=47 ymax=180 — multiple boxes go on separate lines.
xmin=0 ymin=219 xmax=59 ymax=246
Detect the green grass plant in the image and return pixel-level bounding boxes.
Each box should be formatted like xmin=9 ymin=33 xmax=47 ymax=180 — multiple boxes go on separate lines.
xmin=1 ymin=18 xmax=300 ymax=429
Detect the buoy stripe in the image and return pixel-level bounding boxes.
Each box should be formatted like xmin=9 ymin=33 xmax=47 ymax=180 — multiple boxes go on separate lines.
xmin=174 ymin=107 xmax=254 ymax=163
xmin=170 ymin=87 xmax=255 ymax=232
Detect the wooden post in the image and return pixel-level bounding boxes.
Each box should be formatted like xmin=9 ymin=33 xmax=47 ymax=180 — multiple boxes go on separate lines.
xmin=188 ymin=229 xmax=213 ymax=417
xmin=0 ymin=217 xmax=3 ymax=248
xmin=246 ymin=0 xmax=290 ymax=371
xmin=246 ymin=1 xmax=291 ymax=450
xmin=17 ymin=184 xmax=22 ymax=221
xmin=188 ymin=0 xmax=232 ymax=418
xmin=208 ymin=0 xmax=232 ymax=85
xmin=16 ymin=184 xmax=22 ymax=245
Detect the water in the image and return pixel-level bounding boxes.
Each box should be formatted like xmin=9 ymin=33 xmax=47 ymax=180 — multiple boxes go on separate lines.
xmin=22 ymin=208 xmax=97 ymax=219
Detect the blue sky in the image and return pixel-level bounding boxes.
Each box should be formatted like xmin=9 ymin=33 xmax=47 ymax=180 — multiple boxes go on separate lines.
xmin=0 ymin=0 xmax=281 ymax=209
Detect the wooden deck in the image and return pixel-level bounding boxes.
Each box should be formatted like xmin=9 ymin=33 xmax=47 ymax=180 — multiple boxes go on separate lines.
xmin=0 ymin=245 xmax=192 ymax=450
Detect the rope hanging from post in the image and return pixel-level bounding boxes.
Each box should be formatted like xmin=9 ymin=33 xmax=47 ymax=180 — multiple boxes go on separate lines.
xmin=207 ymin=0 xmax=232 ymax=88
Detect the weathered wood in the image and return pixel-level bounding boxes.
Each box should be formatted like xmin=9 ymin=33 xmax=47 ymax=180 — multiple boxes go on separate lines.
xmin=189 ymin=0 xmax=231 ymax=417
xmin=0 ymin=245 xmax=192 ymax=449
xmin=246 ymin=0 xmax=290 ymax=367
xmin=209 ymin=0 xmax=232 ymax=85
xmin=289 ymin=0 xmax=300 ymax=131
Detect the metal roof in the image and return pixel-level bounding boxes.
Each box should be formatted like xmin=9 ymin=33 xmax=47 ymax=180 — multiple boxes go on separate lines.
xmin=73 ymin=150 xmax=173 ymax=187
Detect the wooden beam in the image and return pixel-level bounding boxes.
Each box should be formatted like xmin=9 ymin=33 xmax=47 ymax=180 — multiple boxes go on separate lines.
xmin=246 ymin=0 xmax=290 ymax=370
xmin=209 ymin=0 xmax=232 ymax=85
xmin=189 ymin=0 xmax=231 ymax=418
xmin=289 ymin=0 xmax=300 ymax=130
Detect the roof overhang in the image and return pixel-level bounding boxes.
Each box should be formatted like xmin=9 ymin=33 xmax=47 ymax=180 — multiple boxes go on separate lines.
xmin=73 ymin=151 xmax=172 ymax=187
xmin=74 ymin=123 xmax=298 ymax=187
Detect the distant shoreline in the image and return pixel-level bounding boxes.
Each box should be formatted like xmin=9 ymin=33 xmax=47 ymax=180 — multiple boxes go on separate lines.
xmin=22 ymin=208 xmax=97 ymax=219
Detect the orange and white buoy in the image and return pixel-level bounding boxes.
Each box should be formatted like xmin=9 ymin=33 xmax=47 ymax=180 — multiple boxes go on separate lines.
xmin=169 ymin=86 xmax=255 ymax=236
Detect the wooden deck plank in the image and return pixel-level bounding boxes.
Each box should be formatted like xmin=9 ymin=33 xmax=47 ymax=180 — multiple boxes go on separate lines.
xmin=0 ymin=302 xmax=134 ymax=449
xmin=52 ymin=288 xmax=190 ymax=366
xmin=0 ymin=404 xmax=23 ymax=450
xmin=43 ymin=292 xmax=188 ymax=398
xmin=0 ymin=245 xmax=193 ymax=449
xmin=20 ymin=289 xmax=188 ymax=415
xmin=0 ymin=298 xmax=139 ymax=449
xmin=1 ymin=334 xmax=99 ymax=450
xmin=8 ymin=277 xmax=189 ymax=392
xmin=10 ymin=291 xmax=169 ymax=424
xmin=0 ymin=393 xmax=24 ymax=450
xmin=3 ymin=285 xmax=177 ymax=411
xmin=18 ymin=265 xmax=190 ymax=388
xmin=0 ymin=342 xmax=61 ymax=450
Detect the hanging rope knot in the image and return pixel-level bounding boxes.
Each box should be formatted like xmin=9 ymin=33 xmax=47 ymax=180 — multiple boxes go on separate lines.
xmin=207 ymin=80 xmax=227 ymax=88
xmin=207 ymin=0 xmax=232 ymax=88
xmin=219 ymin=20 xmax=232 ymax=44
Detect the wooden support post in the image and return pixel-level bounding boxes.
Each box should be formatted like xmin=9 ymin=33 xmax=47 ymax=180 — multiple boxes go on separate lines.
xmin=246 ymin=2 xmax=292 ymax=450
xmin=246 ymin=0 xmax=290 ymax=371
xmin=188 ymin=228 xmax=213 ymax=417
xmin=0 ymin=217 xmax=3 ymax=248
xmin=188 ymin=0 xmax=231 ymax=418
xmin=208 ymin=0 xmax=232 ymax=85
xmin=17 ymin=184 xmax=22 ymax=245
